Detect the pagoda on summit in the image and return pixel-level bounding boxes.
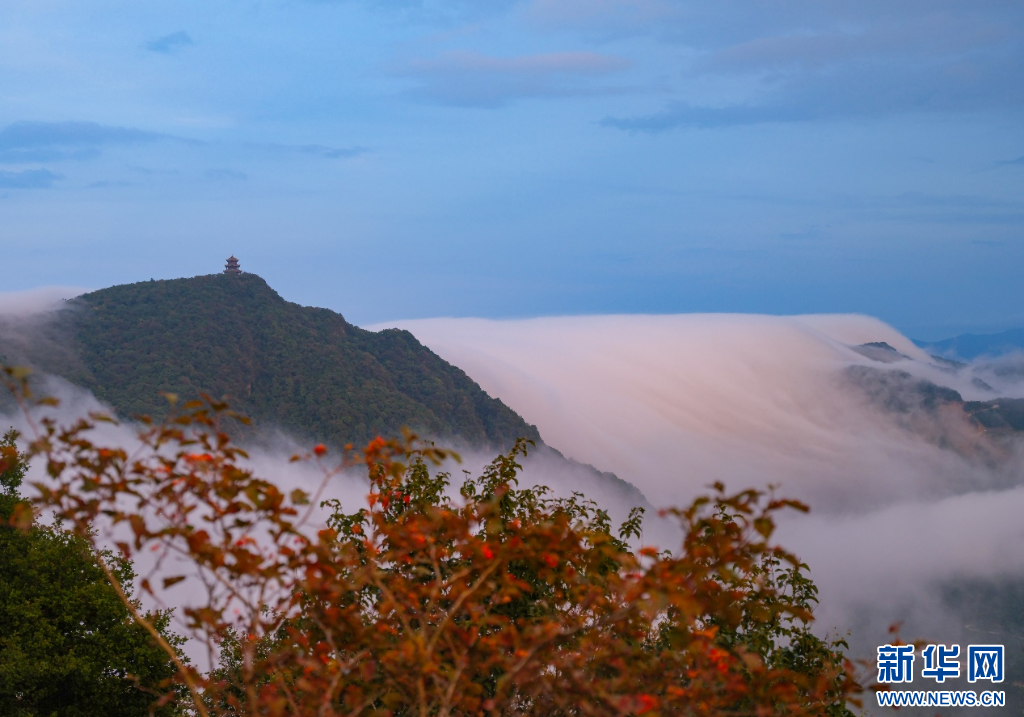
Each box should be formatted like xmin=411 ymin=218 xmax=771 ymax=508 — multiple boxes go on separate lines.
xmin=224 ymin=255 xmax=241 ymax=275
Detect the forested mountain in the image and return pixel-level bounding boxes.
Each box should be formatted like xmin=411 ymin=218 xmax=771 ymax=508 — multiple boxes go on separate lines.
xmin=6 ymin=273 xmax=541 ymax=450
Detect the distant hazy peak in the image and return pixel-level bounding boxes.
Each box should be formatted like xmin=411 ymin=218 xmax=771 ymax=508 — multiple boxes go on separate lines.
xmin=914 ymin=328 xmax=1024 ymax=361
xmin=850 ymin=341 xmax=912 ymax=364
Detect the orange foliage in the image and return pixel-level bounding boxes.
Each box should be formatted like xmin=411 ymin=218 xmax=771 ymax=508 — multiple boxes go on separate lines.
xmin=4 ymin=367 xmax=860 ymax=716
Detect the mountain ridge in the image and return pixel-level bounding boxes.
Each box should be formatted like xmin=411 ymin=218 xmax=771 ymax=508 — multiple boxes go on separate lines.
xmin=2 ymin=273 xmax=542 ymax=450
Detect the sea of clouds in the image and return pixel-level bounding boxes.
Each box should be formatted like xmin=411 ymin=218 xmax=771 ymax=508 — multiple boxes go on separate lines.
xmin=5 ymin=291 xmax=1024 ymax=675
xmin=369 ymin=314 xmax=1024 ymax=656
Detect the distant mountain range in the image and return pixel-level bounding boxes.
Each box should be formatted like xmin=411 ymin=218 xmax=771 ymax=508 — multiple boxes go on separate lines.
xmin=913 ymin=328 xmax=1024 ymax=360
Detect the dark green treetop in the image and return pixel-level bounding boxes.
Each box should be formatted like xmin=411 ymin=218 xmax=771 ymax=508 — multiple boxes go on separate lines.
xmin=0 ymin=429 xmax=184 ymax=716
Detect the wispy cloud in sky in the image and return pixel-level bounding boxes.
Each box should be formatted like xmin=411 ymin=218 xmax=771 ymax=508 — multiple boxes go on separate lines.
xmin=327 ymin=0 xmax=523 ymax=25
xmin=0 ymin=120 xmax=364 ymax=168
xmin=600 ymin=10 xmax=1024 ymax=130
xmin=524 ymin=0 xmax=675 ymax=38
xmin=144 ymin=31 xmax=194 ymax=54
xmin=251 ymin=143 xmax=369 ymax=160
xmin=0 ymin=168 xmax=63 ymax=189
xmin=520 ymin=0 xmax=1024 ymax=131
xmin=400 ymin=50 xmax=630 ymax=107
xmin=204 ymin=168 xmax=247 ymax=182
xmin=0 ymin=121 xmax=165 ymax=163
xmin=602 ymin=48 xmax=1024 ymax=131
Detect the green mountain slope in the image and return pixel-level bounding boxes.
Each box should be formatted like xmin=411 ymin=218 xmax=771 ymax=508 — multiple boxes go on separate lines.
xmin=17 ymin=273 xmax=541 ymax=449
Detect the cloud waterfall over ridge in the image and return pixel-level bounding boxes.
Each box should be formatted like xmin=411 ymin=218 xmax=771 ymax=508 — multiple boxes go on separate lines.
xmin=369 ymin=313 xmax=1024 ymax=647
xmin=369 ymin=314 xmax=985 ymax=507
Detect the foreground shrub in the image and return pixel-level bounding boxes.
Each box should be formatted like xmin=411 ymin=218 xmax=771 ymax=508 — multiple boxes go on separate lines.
xmin=5 ymin=367 xmax=860 ymax=715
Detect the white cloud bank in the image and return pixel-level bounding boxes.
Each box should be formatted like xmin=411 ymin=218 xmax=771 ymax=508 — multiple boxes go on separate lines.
xmin=370 ymin=314 xmax=966 ymax=506
xmin=0 ymin=286 xmax=88 ymax=316
xmin=369 ymin=313 xmax=1024 ymax=648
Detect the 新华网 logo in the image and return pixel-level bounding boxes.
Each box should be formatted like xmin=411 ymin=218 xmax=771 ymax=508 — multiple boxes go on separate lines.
xmin=877 ymin=643 xmax=1004 ymax=684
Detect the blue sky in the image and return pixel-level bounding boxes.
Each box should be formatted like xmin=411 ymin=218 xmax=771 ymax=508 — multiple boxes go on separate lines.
xmin=1 ymin=0 xmax=1022 ymax=339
